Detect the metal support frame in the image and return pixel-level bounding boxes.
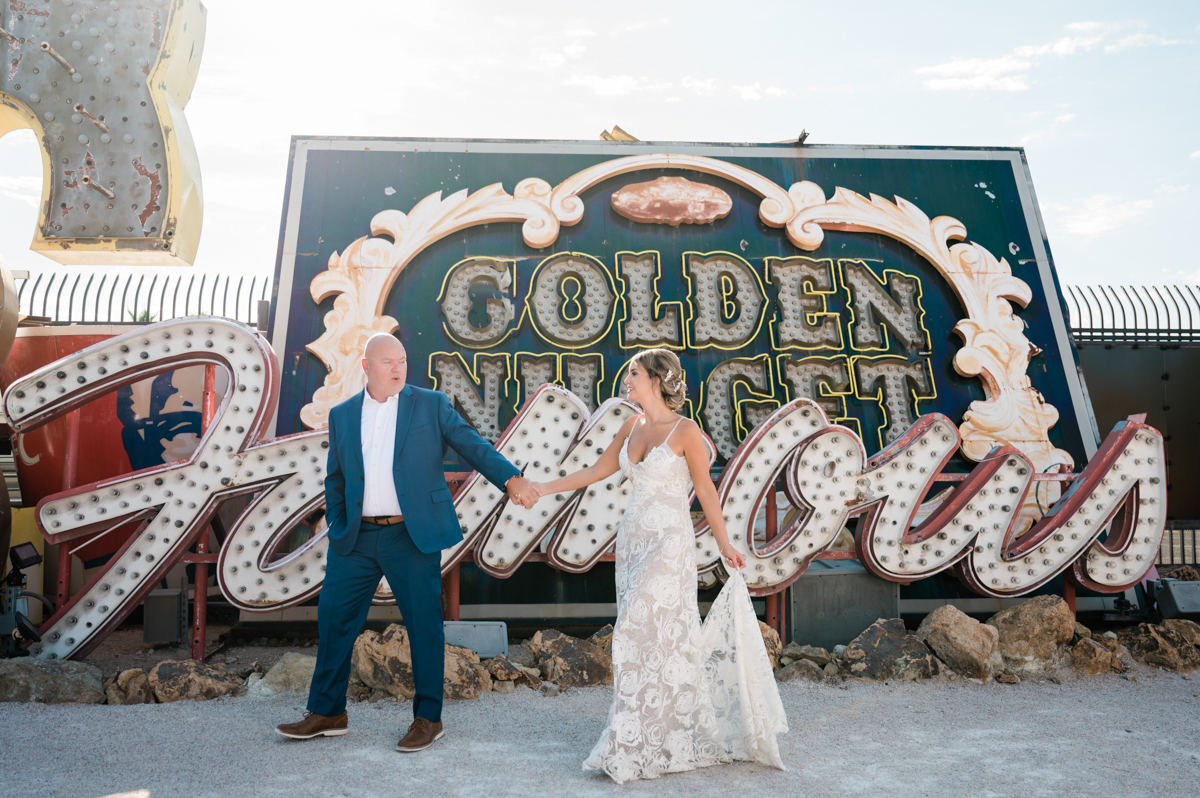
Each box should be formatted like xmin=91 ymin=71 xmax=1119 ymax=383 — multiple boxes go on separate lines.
xmin=189 ymin=364 xmax=217 ymax=662
xmin=54 ymin=409 xmax=82 ymax=611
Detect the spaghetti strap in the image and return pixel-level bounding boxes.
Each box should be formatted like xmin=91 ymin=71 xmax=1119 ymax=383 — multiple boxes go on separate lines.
xmin=663 ymin=417 xmax=685 ymax=445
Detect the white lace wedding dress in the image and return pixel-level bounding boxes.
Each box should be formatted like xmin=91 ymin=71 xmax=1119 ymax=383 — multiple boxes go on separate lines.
xmin=582 ymin=420 xmax=789 ymax=783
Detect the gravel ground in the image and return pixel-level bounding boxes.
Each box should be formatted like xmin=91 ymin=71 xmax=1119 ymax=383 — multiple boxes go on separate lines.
xmin=2 ymin=665 xmax=1199 ymax=798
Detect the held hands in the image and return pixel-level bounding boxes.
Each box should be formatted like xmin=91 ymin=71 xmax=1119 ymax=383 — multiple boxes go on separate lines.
xmin=506 ymin=476 xmax=543 ymax=509
xmin=720 ymin=544 xmax=746 ymax=571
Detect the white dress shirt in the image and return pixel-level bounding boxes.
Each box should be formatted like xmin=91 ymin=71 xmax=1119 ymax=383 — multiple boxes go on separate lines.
xmin=360 ymin=391 xmax=404 ymax=517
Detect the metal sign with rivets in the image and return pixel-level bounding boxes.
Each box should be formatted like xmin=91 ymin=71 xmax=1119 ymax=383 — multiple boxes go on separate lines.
xmin=0 ymin=0 xmax=204 ymax=265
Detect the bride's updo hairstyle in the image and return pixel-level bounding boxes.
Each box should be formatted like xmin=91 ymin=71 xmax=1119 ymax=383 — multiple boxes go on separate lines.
xmin=630 ymin=349 xmax=687 ymax=411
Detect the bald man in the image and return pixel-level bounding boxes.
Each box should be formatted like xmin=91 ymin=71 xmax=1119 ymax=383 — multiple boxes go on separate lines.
xmin=278 ymin=333 xmax=535 ymax=752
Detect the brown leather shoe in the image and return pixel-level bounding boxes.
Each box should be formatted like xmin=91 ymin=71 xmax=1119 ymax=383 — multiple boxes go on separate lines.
xmin=396 ymin=717 xmax=444 ymax=752
xmin=276 ymin=711 xmax=348 ymax=739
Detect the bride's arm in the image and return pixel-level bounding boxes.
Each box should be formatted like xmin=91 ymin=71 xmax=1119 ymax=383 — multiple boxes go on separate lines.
xmin=527 ymin=416 xmax=637 ymax=501
xmin=680 ymin=421 xmax=747 ymax=570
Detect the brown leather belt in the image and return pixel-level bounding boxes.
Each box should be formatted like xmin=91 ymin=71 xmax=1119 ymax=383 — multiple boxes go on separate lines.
xmin=362 ymin=515 xmax=404 ymax=526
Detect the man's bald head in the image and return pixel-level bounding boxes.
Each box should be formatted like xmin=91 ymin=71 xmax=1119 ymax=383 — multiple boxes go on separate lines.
xmin=361 ymin=333 xmax=408 ymax=401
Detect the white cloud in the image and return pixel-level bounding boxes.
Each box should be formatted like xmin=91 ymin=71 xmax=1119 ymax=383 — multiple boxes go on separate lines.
xmin=764 ymin=86 xmax=787 ymax=97
xmin=1190 ymin=151 xmax=1200 ymax=160
xmin=1055 ymin=113 xmax=1076 ymax=124
xmin=0 ymin=175 xmax=41 ymax=207
xmin=915 ymin=55 xmax=1033 ymax=91
xmin=1105 ymin=33 xmax=1181 ymax=54
xmin=1043 ymin=194 xmax=1154 ymax=241
xmin=533 ymin=51 xmax=566 ymax=70
xmin=564 ymin=28 xmax=595 ymax=38
xmin=681 ymin=76 xmax=716 ymax=96
xmin=1157 ymin=184 xmax=1190 ymax=194
xmin=666 ymin=96 xmax=680 ymax=103
xmin=916 ymin=22 xmax=1123 ymax=92
xmin=734 ymin=82 xmax=762 ymax=100
xmin=1014 ymin=33 xmax=1104 ymax=58
xmin=562 ymin=74 xmax=669 ymax=96
xmin=562 ymin=40 xmax=587 ymax=57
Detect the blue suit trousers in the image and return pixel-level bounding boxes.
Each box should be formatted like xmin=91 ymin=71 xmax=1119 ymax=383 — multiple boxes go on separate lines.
xmin=306 ymin=521 xmax=444 ymax=721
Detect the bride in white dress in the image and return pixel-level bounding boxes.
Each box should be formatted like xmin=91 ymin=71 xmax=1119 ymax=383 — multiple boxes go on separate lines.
xmin=526 ymin=349 xmax=788 ymax=783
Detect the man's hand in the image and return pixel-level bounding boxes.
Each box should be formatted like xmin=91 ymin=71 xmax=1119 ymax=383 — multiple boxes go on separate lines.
xmin=506 ymin=475 xmax=538 ymax=509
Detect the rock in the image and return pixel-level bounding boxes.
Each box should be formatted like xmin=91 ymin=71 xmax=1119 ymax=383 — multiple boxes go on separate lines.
xmin=122 ymin=671 xmax=154 ymax=704
xmin=1160 ymin=565 xmax=1200 ymax=581
xmin=823 ymin=662 xmax=840 ymax=677
xmin=781 ymin=643 xmax=833 ymax=667
xmin=1074 ymin=622 xmax=1093 ymax=640
xmin=484 ymin=654 xmax=541 ymax=689
xmin=758 ymin=622 xmax=782 ymax=670
xmin=588 ymin=624 xmax=614 ymax=654
xmin=1162 ymin=619 xmax=1200 ymax=647
xmin=352 ymin=625 xmax=495 ymax=701
xmin=345 ymin=681 xmax=370 ymax=703
xmin=105 ymin=684 xmax=126 ymax=705
xmin=1072 ymin=638 xmax=1114 ymax=676
xmin=540 ymin=682 xmax=560 ymax=697
xmin=986 ymin=595 xmax=1075 ymax=674
xmin=352 ymin=625 xmax=416 ymax=700
xmin=493 ymin=679 xmax=515 ymax=694
xmin=248 ymin=653 xmax=316 ymax=697
xmin=527 ymin=630 xmax=612 ymax=689
xmin=916 ymin=605 xmax=1002 ymax=680
xmin=148 ymin=660 xmax=244 ymax=703
xmin=1117 ymin=624 xmax=1200 ymax=672
xmin=996 ymin=671 xmax=1020 ymax=685
xmin=507 ymin=643 xmax=535 ymax=669
xmin=775 ymin=658 xmax=826 ymax=684
xmin=1091 ymin=635 xmax=1118 ymax=655
xmin=0 ymin=660 xmax=106 ymax=704
xmin=444 ymin=644 xmax=491 ymax=699
xmin=833 ymin=644 xmax=846 ymax=658
xmin=842 ymin=619 xmax=940 ymax=681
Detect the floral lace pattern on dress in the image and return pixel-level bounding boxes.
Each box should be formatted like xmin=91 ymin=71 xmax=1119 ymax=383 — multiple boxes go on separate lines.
xmin=582 ymin=421 xmax=788 ymax=783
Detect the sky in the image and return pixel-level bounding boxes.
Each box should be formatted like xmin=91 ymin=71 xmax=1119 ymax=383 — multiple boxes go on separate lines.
xmin=1 ymin=0 xmax=1198 ymax=291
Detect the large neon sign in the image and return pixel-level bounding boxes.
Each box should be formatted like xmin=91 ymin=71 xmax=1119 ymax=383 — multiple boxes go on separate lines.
xmin=3 ymin=319 xmax=1164 ymax=660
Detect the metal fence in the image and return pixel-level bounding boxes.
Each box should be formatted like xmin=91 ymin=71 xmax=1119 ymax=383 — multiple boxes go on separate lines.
xmin=1157 ymin=523 xmax=1200 ymax=568
xmin=1065 ymin=284 xmax=1200 ymax=344
xmin=14 ymin=271 xmax=272 ymax=327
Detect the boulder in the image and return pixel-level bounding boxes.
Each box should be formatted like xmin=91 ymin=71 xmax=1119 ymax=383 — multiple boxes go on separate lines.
xmin=484 ymin=654 xmax=541 ymax=689
xmin=117 ymin=669 xmax=154 ymax=704
xmin=352 ymin=625 xmax=416 ymax=700
xmin=842 ymin=619 xmax=940 ymax=681
xmin=1074 ymin=622 xmax=1093 ymax=640
xmin=781 ymin=643 xmax=832 ymax=668
xmin=1160 ymin=565 xmax=1200 ymax=582
xmin=775 ymin=658 xmax=827 ymax=684
xmin=1087 ymin=635 xmax=1132 ymax=673
xmin=588 ymin=624 xmax=614 ymax=654
xmin=996 ymin=671 xmax=1020 ymax=684
xmin=248 ymin=653 xmax=316 ymax=697
xmin=0 ymin=660 xmax=106 ymax=704
xmin=148 ymin=660 xmax=244 ymax=703
xmin=1117 ymin=624 xmax=1200 ymax=672
xmin=916 ymin=605 xmax=1002 ymax=680
xmin=758 ymin=622 xmax=782 ymax=670
xmin=1162 ymin=619 xmax=1200 ymax=647
xmin=352 ymin=624 xmax=494 ymax=700
xmin=493 ymin=679 xmax=515 ymax=694
xmin=986 ymin=595 xmax=1075 ymax=673
xmin=1071 ymin=638 xmax=1114 ymax=676
xmin=527 ymin=630 xmax=612 ymax=689
xmin=444 ymin=643 xmax=492 ymax=700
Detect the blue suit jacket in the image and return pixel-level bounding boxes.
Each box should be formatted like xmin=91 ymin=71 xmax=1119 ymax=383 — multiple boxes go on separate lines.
xmin=324 ymin=385 xmax=521 ymax=556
